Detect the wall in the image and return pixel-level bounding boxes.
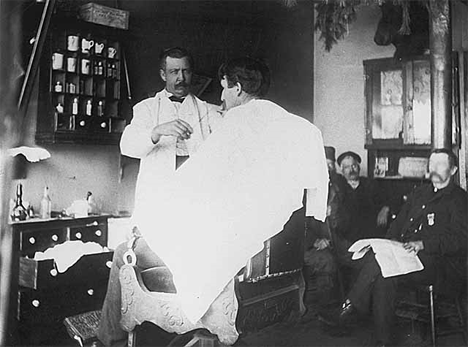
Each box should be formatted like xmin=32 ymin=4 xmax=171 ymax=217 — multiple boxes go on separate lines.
xmin=313 ymin=4 xmax=395 ymax=176
xmin=13 ymin=0 xmax=314 ymax=215
xmin=314 ymin=2 xmax=467 ymax=179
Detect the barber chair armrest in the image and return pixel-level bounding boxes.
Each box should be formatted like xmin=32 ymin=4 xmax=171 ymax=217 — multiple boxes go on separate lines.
xmin=119 ymin=247 xmax=240 ymax=345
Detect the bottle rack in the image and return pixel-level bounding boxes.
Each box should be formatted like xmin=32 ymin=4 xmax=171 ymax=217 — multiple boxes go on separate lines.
xmin=36 ymin=18 xmax=128 ymax=144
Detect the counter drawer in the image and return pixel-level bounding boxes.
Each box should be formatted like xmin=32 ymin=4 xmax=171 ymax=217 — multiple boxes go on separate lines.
xmin=70 ymin=222 xmax=108 ymax=246
xmin=20 ymin=228 xmax=67 ymax=257
xmin=18 ymin=283 xmax=108 ymax=325
xmin=19 ymin=251 xmax=113 ymax=290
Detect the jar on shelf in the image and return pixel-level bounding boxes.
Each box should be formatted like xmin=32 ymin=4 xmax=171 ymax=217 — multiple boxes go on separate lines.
xmin=52 ymin=52 xmax=64 ymax=70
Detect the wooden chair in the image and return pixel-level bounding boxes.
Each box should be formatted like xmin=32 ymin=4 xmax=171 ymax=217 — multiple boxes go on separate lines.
xmin=119 ymin=208 xmax=306 ymax=346
xmin=395 ymin=283 xmax=467 ymax=347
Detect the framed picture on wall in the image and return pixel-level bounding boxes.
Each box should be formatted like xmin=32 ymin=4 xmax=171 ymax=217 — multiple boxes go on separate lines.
xmin=191 ymin=74 xmax=212 ymax=97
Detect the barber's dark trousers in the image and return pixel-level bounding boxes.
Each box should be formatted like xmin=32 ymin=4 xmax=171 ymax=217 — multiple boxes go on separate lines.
xmin=97 ymin=239 xmax=166 ymax=346
xmin=347 ymin=252 xmax=436 ymax=344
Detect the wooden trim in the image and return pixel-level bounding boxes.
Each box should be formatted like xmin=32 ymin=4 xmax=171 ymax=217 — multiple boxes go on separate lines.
xmin=459 ymin=52 xmax=467 ymax=189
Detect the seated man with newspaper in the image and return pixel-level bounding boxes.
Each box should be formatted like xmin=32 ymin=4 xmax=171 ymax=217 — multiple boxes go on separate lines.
xmin=319 ymin=148 xmax=468 ymax=347
xmin=98 ymin=57 xmax=329 ymax=346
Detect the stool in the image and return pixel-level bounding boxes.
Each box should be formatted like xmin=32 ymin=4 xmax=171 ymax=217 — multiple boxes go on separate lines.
xmin=395 ymin=284 xmax=467 ymax=347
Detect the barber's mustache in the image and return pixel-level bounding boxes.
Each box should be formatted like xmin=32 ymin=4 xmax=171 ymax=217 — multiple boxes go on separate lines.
xmin=175 ymin=82 xmax=189 ymax=88
xmin=429 ymin=172 xmax=442 ymax=180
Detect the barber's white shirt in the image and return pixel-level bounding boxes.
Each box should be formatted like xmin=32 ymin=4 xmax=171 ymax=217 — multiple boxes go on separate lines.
xmin=120 ymin=89 xmax=222 ymax=214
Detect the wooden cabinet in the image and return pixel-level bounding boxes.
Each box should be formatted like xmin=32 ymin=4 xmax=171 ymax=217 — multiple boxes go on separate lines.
xmin=364 ymin=55 xmax=460 ymax=182
xmin=364 ymin=56 xmax=433 ymax=148
xmin=12 ymin=215 xmax=113 ymax=345
xmin=35 ymin=15 xmax=128 ymax=144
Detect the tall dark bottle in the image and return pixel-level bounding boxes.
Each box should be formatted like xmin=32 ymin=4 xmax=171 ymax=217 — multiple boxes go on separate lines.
xmin=11 ymin=183 xmax=27 ymax=221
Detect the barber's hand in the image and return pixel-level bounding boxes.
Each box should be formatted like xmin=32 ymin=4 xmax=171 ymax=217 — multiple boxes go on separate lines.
xmin=403 ymin=241 xmax=424 ymax=255
xmin=151 ymin=120 xmax=193 ymax=144
xmin=314 ymin=238 xmax=331 ymax=250
xmin=377 ymin=206 xmax=390 ymax=227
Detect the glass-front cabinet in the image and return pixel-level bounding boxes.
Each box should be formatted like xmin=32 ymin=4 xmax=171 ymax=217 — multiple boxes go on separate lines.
xmin=364 ymin=57 xmax=432 ymax=147
xmin=364 ymin=55 xmax=459 ymax=180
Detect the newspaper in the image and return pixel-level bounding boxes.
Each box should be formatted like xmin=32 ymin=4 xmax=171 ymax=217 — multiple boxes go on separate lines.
xmin=348 ymin=238 xmax=424 ymax=278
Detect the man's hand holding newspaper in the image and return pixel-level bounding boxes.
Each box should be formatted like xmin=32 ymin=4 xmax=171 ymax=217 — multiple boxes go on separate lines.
xmin=348 ymin=238 xmax=424 ymax=278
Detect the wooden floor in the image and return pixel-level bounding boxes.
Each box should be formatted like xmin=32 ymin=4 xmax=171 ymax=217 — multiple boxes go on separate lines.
xmin=50 ymin=311 xmax=465 ymax=347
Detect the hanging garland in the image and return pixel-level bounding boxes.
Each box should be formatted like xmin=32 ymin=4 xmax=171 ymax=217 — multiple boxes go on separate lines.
xmin=314 ymin=1 xmax=358 ymax=51
xmin=282 ymin=0 xmax=435 ymax=52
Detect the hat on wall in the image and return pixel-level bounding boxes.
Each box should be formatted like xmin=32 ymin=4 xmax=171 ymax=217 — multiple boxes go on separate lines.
xmin=324 ymin=146 xmax=336 ymax=162
xmin=337 ymin=151 xmax=362 ymax=166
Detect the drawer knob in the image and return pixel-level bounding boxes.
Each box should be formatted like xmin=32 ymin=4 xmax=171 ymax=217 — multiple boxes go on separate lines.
xmin=32 ymin=300 xmax=40 ymax=308
xmin=50 ymin=269 xmax=58 ymax=277
xmin=87 ymin=289 xmax=94 ymax=296
xmin=75 ymin=232 xmax=82 ymax=239
xmin=29 ymin=237 xmax=36 ymax=244
xmin=100 ymin=122 xmax=106 ymax=128
xmin=106 ymin=261 xmax=112 ymax=269
xmin=95 ymin=230 xmax=102 ymax=237
xmin=51 ymin=234 xmax=58 ymax=242
xmin=80 ymin=120 xmax=86 ymax=127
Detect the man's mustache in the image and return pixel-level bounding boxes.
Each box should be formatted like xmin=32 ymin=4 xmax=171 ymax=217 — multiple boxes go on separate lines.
xmin=175 ymin=82 xmax=189 ymax=88
xmin=429 ymin=172 xmax=442 ymax=180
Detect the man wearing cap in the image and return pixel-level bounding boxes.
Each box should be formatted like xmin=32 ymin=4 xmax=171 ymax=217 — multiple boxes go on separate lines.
xmin=319 ymin=148 xmax=468 ymax=346
xmin=332 ymin=151 xmax=392 ymax=288
xmin=303 ymin=146 xmax=349 ymax=317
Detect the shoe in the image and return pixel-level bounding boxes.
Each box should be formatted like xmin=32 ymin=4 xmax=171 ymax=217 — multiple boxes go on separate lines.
xmin=317 ymin=299 xmax=356 ymax=327
xmin=338 ymin=299 xmax=356 ymax=324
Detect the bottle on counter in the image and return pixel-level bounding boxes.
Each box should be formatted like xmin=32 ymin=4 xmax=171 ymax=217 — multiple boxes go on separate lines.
xmin=40 ymin=186 xmax=52 ymax=219
xmin=86 ymin=191 xmax=98 ymax=214
xmin=11 ymin=183 xmax=27 ymax=221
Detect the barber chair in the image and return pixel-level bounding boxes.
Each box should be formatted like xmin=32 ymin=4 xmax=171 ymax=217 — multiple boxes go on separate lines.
xmin=119 ymin=208 xmax=306 ymax=346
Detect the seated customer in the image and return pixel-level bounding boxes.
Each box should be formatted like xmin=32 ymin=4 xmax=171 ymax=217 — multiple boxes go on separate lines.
xmin=319 ymin=148 xmax=468 ymax=346
xmin=303 ymin=146 xmax=348 ymax=314
xmin=334 ymin=151 xmax=391 ymax=270
xmin=97 ymin=57 xmax=329 ymax=346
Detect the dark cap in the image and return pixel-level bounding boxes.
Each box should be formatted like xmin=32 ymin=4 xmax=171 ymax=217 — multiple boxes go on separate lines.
xmin=337 ymin=151 xmax=362 ymax=166
xmin=324 ymin=146 xmax=336 ymax=162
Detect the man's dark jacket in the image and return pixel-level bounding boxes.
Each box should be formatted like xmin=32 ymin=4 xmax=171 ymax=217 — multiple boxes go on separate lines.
xmin=386 ymin=181 xmax=468 ymax=291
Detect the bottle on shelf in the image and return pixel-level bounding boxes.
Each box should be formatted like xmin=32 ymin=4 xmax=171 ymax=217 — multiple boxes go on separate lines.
xmin=54 ymin=81 xmax=63 ymax=93
xmin=85 ymin=100 xmax=92 ymax=116
xmin=112 ymin=63 xmax=118 ymax=79
xmin=97 ymin=100 xmax=104 ymax=116
xmin=107 ymin=62 xmax=113 ymax=78
xmin=97 ymin=61 xmax=104 ymax=76
xmin=40 ymin=186 xmax=52 ymax=219
xmin=72 ymin=97 xmax=79 ymax=115
xmin=11 ymin=183 xmax=28 ymax=221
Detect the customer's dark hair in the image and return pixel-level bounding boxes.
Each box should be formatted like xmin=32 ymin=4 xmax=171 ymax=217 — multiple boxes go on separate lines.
xmin=159 ymin=47 xmax=194 ymax=71
xmin=218 ymin=57 xmax=270 ymax=97
xmin=430 ymin=148 xmax=458 ymax=168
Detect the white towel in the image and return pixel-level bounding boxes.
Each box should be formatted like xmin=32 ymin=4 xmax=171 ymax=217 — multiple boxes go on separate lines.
xmin=34 ymin=240 xmax=105 ymax=273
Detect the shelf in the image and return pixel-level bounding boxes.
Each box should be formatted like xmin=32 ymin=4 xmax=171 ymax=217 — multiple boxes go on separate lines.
xmin=35 ymin=16 xmax=128 ymax=145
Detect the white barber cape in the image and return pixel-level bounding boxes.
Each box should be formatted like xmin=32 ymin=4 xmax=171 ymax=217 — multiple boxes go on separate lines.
xmin=134 ymin=99 xmax=329 ymax=323
xmin=120 ymin=90 xmax=221 ymax=214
